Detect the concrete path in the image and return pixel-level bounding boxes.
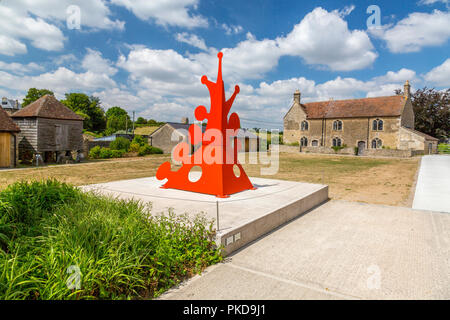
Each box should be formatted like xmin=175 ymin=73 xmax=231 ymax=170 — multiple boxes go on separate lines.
xmin=413 ymin=155 xmax=450 ymax=213
xmin=160 ymin=200 xmax=450 ymax=300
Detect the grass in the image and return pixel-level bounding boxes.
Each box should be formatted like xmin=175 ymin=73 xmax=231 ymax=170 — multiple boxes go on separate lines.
xmin=0 ymin=180 xmax=222 ymax=299
xmin=0 ymin=152 xmax=420 ymax=206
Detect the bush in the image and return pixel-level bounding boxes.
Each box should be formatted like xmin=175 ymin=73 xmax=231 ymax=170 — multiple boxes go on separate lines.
xmin=110 ymin=149 xmax=125 ymax=158
xmin=132 ymin=135 xmax=147 ymax=147
xmin=438 ymin=143 xmax=450 ymax=154
xmin=0 ymin=180 xmax=222 ymax=299
xmin=99 ymin=147 xmax=113 ymax=159
xmin=138 ymin=145 xmax=163 ymax=156
xmin=89 ymin=146 xmax=101 ymax=159
xmin=110 ymin=137 xmax=130 ymax=152
xmin=129 ymin=142 xmax=140 ymax=153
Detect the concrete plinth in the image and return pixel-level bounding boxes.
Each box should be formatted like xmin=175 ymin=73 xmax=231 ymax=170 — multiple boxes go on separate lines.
xmin=81 ymin=175 xmax=328 ymax=255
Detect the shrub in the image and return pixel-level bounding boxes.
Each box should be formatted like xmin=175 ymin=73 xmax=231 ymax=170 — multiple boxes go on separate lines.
xmin=129 ymin=142 xmax=140 ymax=153
xmin=438 ymin=143 xmax=450 ymax=154
xmin=110 ymin=137 xmax=130 ymax=152
xmin=110 ymin=149 xmax=125 ymax=158
xmin=132 ymin=135 xmax=147 ymax=147
xmin=99 ymin=147 xmax=113 ymax=159
xmin=0 ymin=180 xmax=222 ymax=299
xmin=138 ymin=145 xmax=163 ymax=156
xmin=89 ymin=146 xmax=101 ymax=159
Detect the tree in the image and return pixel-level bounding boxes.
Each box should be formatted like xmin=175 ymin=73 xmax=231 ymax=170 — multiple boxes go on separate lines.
xmin=61 ymin=93 xmax=106 ymax=132
xmin=105 ymin=106 xmax=132 ymax=135
xmin=136 ymin=117 xmax=147 ymax=125
xmin=395 ymin=87 xmax=450 ymax=142
xmin=22 ymin=88 xmax=54 ymax=107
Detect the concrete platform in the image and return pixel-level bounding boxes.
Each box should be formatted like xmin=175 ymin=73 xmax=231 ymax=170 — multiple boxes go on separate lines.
xmin=81 ymin=175 xmax=328 ymax=255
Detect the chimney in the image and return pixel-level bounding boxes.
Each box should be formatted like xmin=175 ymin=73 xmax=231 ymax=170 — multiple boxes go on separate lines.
xmin=294 ymin=89 xmax=301 ymax=104
xmin=181 ymin=117 xmax=189 ymax=124
xmin=404 ymin=80 xmax=411 ymax=99
xmin=15 ymin=100 xmax=19 ymax=109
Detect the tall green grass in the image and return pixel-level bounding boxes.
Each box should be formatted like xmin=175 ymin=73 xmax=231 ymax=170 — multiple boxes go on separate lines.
xmin=0 ymin=180 xmax=222 ymax=299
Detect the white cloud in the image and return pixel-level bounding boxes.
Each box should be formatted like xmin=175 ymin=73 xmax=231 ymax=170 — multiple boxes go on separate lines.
xmin=370 ymin=10 xmax=450 ymax=53
xmin=111 ymin=0 xmax=208 ymax=28
xmin=0 ymin=67 xmax=116 ymax=98
xmin=419 ymin=0 xmax=449 ymax=5
xmin=424 ymin=58 xmax=450 ymax=86
xmin=0 ymin=35 xmax=27 ymax=56
xmin=221 ymin=24 xmax=244 ymax=35
xmin=82 ymin=49 xmax=118 ymax=76
xmin=278 ymin=7 xmax=377 ymax=71
xmin=0 ymin=61 xmax=44 ymax=74
xmin=175 ymin=33 xmax=208 ymax=51
xmin=0 ymin=1 xmax=124 ymax=56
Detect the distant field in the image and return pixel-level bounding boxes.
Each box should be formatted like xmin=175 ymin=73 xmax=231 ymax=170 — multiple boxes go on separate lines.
xmin=134 ymin=126 xmax=161 ymax=135
xmin=0 ymin=153 xmax=420 ymax=206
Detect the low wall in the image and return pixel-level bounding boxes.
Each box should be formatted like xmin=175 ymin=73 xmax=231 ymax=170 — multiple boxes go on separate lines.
xmin=278 ymin=145 xmax=299 ymax=153
xmin=301 ymin=146 xmax=355 ymax=155
xmin=363 ymin=149 xmax=413 ymax=158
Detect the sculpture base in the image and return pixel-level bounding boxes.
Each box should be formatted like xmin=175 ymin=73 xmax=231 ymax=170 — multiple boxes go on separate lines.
xmin=82 ymin=176 xmax=328 ymax=256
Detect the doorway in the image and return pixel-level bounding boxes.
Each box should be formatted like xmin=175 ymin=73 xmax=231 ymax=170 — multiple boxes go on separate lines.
xmin=357 ymin=141 xmax=365 ymax=156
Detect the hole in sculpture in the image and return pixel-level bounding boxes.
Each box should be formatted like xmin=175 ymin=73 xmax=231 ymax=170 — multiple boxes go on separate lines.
xmin=188 ymin=166 xmax=202 ymax=182
xmin=233 ymin=164 xmax=241 ymax=178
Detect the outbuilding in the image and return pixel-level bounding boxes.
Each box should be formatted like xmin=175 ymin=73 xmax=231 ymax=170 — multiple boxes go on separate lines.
xmin=11 ymin=94 xmax=84 ymax=163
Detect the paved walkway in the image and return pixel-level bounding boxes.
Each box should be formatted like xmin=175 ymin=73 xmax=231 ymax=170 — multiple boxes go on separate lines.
xmin=160 ymin=200 xmax=450 ymax=300
xmin=413 ymin=155 xmax=450 ymax=213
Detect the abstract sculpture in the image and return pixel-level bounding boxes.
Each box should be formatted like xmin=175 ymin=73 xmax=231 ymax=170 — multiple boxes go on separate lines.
xmin=156 ymin=52 xmax=255 ymax=198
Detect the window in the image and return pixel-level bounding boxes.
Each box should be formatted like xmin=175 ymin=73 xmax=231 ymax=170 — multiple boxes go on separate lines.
xmin=333 ymin=120 xmax=342 ymax=131
xmin=372 ymin=119 xmax=383 ymax=131
xmin=371 ymin=138 xmax=382 ymax=149
xmin=301 ymin=120 xmax=309 ymax=131
xmin=332 ymin=137 xmax=342 ymax=147
xmin=300 ymin=137 xmax=308 ymax=147
xmin=312 ymin=140 xmax=318 ymax=146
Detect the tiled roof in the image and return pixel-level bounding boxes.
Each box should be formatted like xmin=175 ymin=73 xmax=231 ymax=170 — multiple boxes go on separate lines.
xmin=153 ymin=122 xmax=257 ymax=139
xmin=0 ymin=107 xmax=20 ymax=132
xmin=11 ymin=95 xmax=84 ymax=121
xmin=302 ymin=95 xmax=406 ymax=119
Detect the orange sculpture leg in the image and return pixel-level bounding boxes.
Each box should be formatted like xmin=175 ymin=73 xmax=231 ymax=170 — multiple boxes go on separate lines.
xmin=156 ymin=52 xmax=255 ymax=197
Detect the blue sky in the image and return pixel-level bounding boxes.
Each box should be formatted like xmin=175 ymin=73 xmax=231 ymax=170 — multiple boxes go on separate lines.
xmin=0 ymin=0 xmax=449 ymax=129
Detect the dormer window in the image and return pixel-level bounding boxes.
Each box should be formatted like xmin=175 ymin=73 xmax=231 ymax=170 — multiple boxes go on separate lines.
xmin=333 ymin=120 xmax=343 ymax=131
xmin=301 ymin=120 xmax=309 ymax=131
xmin=372 ymin=119 xmax=383 ymax=131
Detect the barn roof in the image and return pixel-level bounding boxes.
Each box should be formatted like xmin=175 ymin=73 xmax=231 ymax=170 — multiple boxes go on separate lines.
xmin=301 ymin=95 xmax=406 ymax=119
xmin=11 ymin=95 xmax=84 ymax=121
xmin=0 ymin=107 xmax=20 ymax=132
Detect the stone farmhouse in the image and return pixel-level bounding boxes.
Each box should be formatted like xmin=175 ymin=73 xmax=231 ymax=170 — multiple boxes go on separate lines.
xmin=283 ymin=81 xmax=438 ymax=156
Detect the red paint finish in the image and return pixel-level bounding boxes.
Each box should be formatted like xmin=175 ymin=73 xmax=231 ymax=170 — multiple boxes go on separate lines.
xmin=156 ymin=52 xmax=255 ymax=197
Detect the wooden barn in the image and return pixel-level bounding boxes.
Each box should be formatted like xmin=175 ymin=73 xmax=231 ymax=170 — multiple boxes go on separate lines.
xmin=11 ymin=94 xmax=84 ymax=163
xmin=0 ymin=107 xmax=20 ymax=168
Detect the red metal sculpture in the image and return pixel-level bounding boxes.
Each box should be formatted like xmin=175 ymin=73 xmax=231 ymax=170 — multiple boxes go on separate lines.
xmin=156 ymin=52 xmax=255 ymax=198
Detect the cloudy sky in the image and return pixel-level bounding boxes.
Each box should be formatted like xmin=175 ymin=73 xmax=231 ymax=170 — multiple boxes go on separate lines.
xmin=0 ymin=0 xmax=449 ymax=128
